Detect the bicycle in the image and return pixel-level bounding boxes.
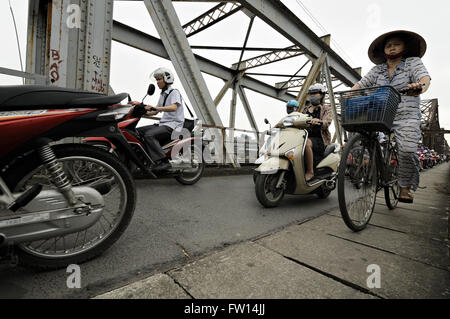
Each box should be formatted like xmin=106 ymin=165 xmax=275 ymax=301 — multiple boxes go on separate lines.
xmin=335 ymin=85 xmax=420 ymax=232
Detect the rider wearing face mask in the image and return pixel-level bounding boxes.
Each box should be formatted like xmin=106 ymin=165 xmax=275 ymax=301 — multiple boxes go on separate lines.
xmin=302 ymin=83 xmax=333 ymax=182
xmin=286 ymin=100 xmax=300 ymax=114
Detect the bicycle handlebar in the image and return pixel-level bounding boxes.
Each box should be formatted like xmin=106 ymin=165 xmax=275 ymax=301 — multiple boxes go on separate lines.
xmin=398 ymin=83 xmax=425 ymax=95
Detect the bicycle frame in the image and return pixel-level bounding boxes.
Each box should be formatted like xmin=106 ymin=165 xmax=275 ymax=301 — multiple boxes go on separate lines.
xmin=359 ymin=131 xmax=397 ymax=191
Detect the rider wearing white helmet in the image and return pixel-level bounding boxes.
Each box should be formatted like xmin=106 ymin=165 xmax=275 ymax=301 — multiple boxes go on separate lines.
xmin=302 ymin=83 xmax=333 ymax=182
xmin=136 ymin=67 xmax=185 ymax=171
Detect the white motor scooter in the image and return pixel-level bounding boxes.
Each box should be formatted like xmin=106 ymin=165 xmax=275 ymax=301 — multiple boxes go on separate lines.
xmin=254 ymin=112 xmax=341 ymax=208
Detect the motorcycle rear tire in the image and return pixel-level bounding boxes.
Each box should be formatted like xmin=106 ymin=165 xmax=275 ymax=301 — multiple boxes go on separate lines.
xmin=316 ymin=184 xmax=331 ymax=199
xmin=2 ymin=144 xmax=136 ymax=270
xmin=175 ymin=145 xmax=205 ymax=185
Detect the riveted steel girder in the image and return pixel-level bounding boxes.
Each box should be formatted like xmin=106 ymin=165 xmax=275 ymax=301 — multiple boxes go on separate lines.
xmin=143 ymin=0 xmax=223 ymax=126
xmin=237 ymin=85 xmax=258 ymax=132
xmin=275 ymin=77 xmax=306 ymax=89
xmin=26 ymin=0 xmax=114 ymax=93
xmin=183 ymin=2 xmax=242 ymax=37
xmin=237 ymin=0 xmax=361 ymax=86
xmin=232 ymin=46 xmax=304 ymax=71
xmin=112 ymin=21 xmax=297 ymax=103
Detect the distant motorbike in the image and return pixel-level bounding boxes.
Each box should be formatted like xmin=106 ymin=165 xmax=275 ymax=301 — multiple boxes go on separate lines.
xmin=417 ymin=150 xmax=425 ymax=171
xmin=0 ymin=85 xmax=136 ymax=269
xmin=254 ymin=112 xmax=340 ymax=208
xmin=84 ymin=84 xmax=207 ymax=185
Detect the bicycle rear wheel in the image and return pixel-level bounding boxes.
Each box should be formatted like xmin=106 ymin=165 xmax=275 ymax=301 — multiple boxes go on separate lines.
xmin=338 ymin=134 xmax=378 ymax=232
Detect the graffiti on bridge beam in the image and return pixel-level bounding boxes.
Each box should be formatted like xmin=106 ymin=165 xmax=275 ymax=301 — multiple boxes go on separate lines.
xmin=50 ymin=49 xmax=63 ymax=83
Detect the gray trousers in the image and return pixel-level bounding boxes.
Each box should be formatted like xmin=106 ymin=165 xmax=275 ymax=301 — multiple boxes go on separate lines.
xmin=392 ymin=121 xmax=422 ymax=191
xmin=137 ymin=124 xmax=173 ymax=162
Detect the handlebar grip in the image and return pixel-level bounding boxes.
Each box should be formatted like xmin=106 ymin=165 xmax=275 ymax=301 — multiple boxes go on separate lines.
xmin=399 ymin=83 xmax=425 ymax=94
xmin=306 ymin=120 xmax=323 ymax=127
xmin=131 ymin=104 xmax=147 ymax=118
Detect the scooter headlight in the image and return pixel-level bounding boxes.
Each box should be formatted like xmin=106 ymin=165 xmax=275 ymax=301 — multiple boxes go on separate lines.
xmin=282 ymin=115 xmax=299 ymax=127
xmin=255 ymin=153 xmax=269 ymax=164
xmin=285 ymin=148 xmax=296 ymax=162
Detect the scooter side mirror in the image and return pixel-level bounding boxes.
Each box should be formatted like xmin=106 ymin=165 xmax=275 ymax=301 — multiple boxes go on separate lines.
xmin=264 ymin=119 xmax=269 ymax=125
xmin=147 ymin=84 xmax=156 ymax=96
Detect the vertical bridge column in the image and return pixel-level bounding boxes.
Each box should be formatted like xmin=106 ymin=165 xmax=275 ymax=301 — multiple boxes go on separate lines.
xmin=26 ymin=0 xmax=114 ymax=94
xmin=143 ymin=0 xmax=223 ymax=127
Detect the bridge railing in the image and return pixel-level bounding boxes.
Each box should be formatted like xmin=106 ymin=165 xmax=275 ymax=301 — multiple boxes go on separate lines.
xmin=146 ymin=116 xmax=269 ymax=166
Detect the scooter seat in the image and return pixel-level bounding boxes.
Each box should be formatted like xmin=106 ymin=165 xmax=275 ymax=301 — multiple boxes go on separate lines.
xmin=324 ymin=143 xmax=339 ymax=158
xmin=0 ymin=85 xmax=128 ymax=111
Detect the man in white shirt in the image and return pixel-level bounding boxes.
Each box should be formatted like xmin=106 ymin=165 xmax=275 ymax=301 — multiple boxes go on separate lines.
xmin=137 ymin=68 xmax=185 ymax=171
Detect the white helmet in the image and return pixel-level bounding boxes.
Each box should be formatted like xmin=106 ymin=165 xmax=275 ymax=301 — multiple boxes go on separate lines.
xmin=308 ymin=83 xmax=327 ymax=95
xmin=151 ymin=67 xmax=175 ymax=84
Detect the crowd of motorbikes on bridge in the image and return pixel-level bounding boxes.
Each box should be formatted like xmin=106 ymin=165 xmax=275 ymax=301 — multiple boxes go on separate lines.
xmin=417 ymin=145 xmax=448 ymax=170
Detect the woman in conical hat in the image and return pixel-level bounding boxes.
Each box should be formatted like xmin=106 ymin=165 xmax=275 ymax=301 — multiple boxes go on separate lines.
xmin=352 ymin=30 xmax=431 ymax=203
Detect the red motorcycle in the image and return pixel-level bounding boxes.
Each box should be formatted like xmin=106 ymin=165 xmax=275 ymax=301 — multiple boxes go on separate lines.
xmin=0 ymin=85 xmax=136 ymax=269
xmin=84 ymin=84 xmax=206 ymax=185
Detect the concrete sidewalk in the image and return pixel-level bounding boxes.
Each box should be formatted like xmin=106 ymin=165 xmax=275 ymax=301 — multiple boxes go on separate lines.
xmin=95 ymin=163 xmax=450 ymax=299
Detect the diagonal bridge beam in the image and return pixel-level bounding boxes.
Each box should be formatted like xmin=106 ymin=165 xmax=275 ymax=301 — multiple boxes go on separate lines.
xmin=183 ymin=2 xmax=242 ymax=37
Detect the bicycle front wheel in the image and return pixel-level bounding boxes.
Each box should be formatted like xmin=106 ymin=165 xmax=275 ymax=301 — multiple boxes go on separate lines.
xmin=338 ymin=134 xmax=378 ymax=232
xmin=384 ymin=145 xmax=400 ymax=209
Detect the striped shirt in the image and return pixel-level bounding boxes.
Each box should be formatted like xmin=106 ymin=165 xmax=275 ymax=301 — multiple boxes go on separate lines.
xmin=357 ymin=57 xmax=430 ymax=123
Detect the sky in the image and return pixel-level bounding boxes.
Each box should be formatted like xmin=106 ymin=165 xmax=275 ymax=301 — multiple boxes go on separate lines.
xmin=0 ymin=0 xmax=449 ymax=146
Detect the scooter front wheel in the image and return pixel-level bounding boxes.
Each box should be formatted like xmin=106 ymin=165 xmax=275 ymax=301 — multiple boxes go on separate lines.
xmin=255 ymin=172 xmax=285 ymax=208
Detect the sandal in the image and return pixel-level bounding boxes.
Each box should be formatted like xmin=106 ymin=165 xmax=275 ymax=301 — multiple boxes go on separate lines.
xmin=398 ymin=188 xmax=414 ymax=204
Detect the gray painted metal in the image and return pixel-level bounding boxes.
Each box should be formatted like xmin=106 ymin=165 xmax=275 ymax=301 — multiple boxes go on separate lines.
xmin=323 ymin=57 xmax=343 ymax=146
xmin=183 ymin=2 xmax=242 ymax=38
xmin=237 ymin=84 xmax=259 ymax=132
xmin=238 ymin=0 xmax=360 ymax=86
xmin=214 ymin=77 xmax=236 ymax=107
xmin=0 ymin=67 xmax=48 ymax=85
xmin=232 ymin=46 xmax=304 ymax=71
xmin=191 ymin=46 xmax=304 ymax=52
xmin=229 ymin=82 xmax=238 ymax=128
xmin=81 ymin=0 xmax=114 ymax=94
xmin=25 ymin=0 xmax=49 ymax=84
xmin=116 ymin=0 xmax=360 ymax=86
xmin=26 ymin=0 xmax=114 ymax=93
xmin=275 ymin=78 xmax=305 ymax=89
xmin=143 ymin=0 xmax=223 ymax=126
xmin=112 ymin=21 xmax=297 ymax=103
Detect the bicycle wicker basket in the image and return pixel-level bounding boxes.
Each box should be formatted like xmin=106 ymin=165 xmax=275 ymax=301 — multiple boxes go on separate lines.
xmin=336 ymin=86 xmax=401 ymax=132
